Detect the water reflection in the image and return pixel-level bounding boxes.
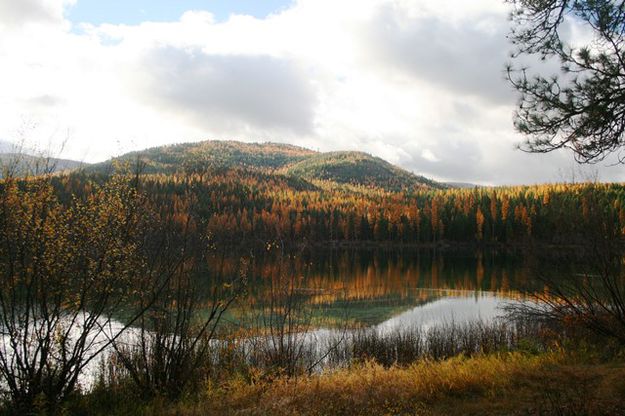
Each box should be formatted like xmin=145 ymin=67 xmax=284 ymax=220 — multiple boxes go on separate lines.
xmin=377 ymin=294 xmax=504 ymax=333
xmin=207 ymin=247 xmax=533 ymax=328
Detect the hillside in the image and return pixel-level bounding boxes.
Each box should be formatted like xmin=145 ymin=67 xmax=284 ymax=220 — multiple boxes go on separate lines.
xmin=281 ymin=151 xmax=441 ymax=190
xmin=90 ymin=140 xmax=316 ymax=174
xmin=90 ymin=140 xmax=441 ymax=191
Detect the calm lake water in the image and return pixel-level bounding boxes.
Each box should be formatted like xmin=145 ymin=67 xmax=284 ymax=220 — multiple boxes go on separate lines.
xmin=4 ymin=247 xmax=549 ymax=386
xmin=208 ymin=247 xmax=537 ymax=330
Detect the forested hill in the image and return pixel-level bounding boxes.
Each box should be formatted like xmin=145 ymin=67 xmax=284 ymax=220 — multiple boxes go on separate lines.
xmin=88 ymin=140 xmax=442 ymax=191
xmin=280 ymin=151 xmax=440 ymax=191
xmin=91 ymin=141 xmax=315 ymax=173
xmin=8 ymin=138 xmax=625 ymax=247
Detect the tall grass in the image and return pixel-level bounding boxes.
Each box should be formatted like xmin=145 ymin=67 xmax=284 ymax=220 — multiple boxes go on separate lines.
xmin=325 ymin=318 xmax=552 ymax=368
xmin=81 ymin=351 xmax=625 ymax=415
xmin=113 ymin=318 xmax=559 ymax=384
xmin=204 ymin=352 xmax=564 ymax=416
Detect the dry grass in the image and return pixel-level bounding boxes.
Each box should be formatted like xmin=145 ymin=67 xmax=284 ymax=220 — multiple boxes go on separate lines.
xmin=97 ymin=351 xmax=625 ymax=416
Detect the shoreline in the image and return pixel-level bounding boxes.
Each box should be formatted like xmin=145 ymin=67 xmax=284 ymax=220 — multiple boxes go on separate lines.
xmin=211 ymin=239 xmax=620 ymax=253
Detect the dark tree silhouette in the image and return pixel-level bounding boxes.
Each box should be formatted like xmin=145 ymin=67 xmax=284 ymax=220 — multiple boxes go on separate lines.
xmin=507 ymin=0 xmax=625 ymax=163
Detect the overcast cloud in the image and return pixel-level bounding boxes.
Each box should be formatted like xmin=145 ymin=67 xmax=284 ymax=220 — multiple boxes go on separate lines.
xmin=133 ymin=48 xmax=316 ymax=135
xmin=0 ymin=0 xmax=623 ymax=185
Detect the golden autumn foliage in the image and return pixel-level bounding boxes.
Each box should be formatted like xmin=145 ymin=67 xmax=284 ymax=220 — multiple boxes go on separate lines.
xmin=0 ymin=173 xmax=159 ymax=412
xmin=50 ymin=170 xmax=625 ymax=246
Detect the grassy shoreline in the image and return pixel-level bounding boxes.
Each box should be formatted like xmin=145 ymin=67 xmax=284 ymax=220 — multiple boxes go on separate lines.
xmin=74 ymin=349 xmax=625 ymax=415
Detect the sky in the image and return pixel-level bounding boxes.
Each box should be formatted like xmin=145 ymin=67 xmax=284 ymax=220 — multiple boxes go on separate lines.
xmin=0 ymin=0 xmax=623 ymax=185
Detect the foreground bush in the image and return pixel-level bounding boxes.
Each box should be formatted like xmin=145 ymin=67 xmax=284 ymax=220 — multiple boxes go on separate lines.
xmin=0 ymin=174 xmax=155 ymax=414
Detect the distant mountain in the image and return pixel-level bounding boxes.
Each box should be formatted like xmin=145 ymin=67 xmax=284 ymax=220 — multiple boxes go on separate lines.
xmin=445 ymin=182 xmax=479 ymax=189
xmin=90 ymin=140 xmax=442 ymax=191
xmin=0 ymin=153 xmax=87 ymax=177
xmin=0 ymin=140 xmax=16 ymax=153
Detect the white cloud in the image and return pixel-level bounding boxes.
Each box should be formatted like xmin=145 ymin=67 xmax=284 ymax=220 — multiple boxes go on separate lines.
xmin=0 ymin=0 xmax=623 ymax=184
xmin=0 ymin=0 xmax=75 ymax=28
xmin=421 ymin=149 xmax=439 ymax=163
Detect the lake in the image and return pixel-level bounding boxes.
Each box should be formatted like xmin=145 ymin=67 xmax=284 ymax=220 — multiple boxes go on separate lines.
xmin=207 ymin=247 xmax=537 ymax=331
xmin=4 ymin=247 xmax=549 ymax=387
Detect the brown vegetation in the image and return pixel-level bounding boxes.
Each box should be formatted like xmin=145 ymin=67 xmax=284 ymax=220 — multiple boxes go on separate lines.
xmin=79 ymin=351 xmax=625 ymax=416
